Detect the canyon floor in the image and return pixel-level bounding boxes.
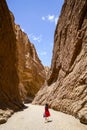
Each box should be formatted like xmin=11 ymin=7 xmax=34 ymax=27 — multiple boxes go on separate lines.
xmin=0 ymin=104 xmax=87 ymax=130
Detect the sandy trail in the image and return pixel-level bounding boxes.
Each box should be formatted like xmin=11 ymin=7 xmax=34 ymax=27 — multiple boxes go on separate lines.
xmin=0 ymin=104 xmax=87 ymax=130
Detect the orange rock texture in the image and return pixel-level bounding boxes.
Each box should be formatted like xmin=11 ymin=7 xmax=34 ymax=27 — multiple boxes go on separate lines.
xmin=0 ymin=0 xmax=23 ymax=124
xmin=14 ymin=23 xmax=46 ymax=103
xmin=9 ymin=7 xmax=46 ymax=102
xmin=33 ymin=0 xmax=87 ymax=124
xmin=9 ymin=8 xmax=46 ymax=102
xmin=0 ymin=0 xmax=46 ymax=123
xmin=0 ymin=0 xmax=23 ymax=111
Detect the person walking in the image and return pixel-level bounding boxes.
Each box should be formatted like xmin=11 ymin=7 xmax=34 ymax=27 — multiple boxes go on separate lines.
xmin=44 ymin=103 xmax=50 ymax=122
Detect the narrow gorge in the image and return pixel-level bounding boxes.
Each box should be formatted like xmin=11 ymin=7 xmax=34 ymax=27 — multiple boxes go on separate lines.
xmin=0 ymin=0 xmax=87 ymax=126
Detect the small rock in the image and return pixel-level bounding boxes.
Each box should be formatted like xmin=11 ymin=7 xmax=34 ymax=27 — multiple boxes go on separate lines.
xmin=80 ymin=115 xmax=87 ymax=124
xmin=0 ymin=117 xmax=7 ymax=124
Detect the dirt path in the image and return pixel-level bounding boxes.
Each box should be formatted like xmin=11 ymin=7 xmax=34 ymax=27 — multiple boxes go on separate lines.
xmin=0 ymin=104 xmax=87 ymax=130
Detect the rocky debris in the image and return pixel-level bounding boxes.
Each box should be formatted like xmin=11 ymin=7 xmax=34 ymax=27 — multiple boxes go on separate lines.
xmin=33 ymin=0 xmax=87 ymax=124
xmin=0 ymin=109 xmax=13 ymax=124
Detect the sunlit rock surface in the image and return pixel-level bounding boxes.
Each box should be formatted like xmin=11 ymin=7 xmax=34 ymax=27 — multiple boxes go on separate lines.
xmin=15 ymin=24 xmax=46 ymax=103
xmin=33 ymin=0 xmax=87 ymax=124
xmin=10 ymin=8 xmax=46 ymax=103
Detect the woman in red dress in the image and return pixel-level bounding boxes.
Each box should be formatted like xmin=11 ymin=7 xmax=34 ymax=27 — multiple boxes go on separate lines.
xmin=44 ymin=103 xmax=50 ymax=122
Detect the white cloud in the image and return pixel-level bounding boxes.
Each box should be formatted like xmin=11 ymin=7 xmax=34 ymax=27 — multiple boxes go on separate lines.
xmin=47 ymin=15 xmax=55 ymax=22
xmin=28 ymin=33 xmax=42 ymax=43
xmin=22 ymin=28 xmax=24 ymax=32
xmin=42 ymin=16 xmax=45 ymax=21
xmin=42 ymin=14 xmax=58 ymax=25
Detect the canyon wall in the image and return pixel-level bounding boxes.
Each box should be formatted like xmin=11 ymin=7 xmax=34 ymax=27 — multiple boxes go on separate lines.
xmin=0 ymin=0 xmax=23 ymax=124
xmin=33 ymin=0 xmax=87 ymax=124
xmin=9 ymin=5 xmax=46 ymax=102
xmin=8 ymin=6 xmax=46 ymax=102
xmin=0 ymin=0 xmax=45 ymax=123
xmin=15 ymin=24 xmax=46 ymax=102
xmin=0 ymin=0 xmax=23 ymax=111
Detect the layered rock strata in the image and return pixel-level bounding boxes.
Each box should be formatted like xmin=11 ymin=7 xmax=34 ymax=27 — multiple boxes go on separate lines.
xmin=33 ymin=0 xmax=87 ymax=124
xmin=0 ymin=0 xmax=23 ymax=123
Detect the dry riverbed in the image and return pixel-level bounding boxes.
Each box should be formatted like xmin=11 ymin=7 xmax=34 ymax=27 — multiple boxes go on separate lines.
xmin=0 ymin=104 xmax=87 ymax=130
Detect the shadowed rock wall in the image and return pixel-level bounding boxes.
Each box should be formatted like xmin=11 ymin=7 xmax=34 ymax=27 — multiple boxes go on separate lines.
xmin=0 ymin=0 xmax=45 ymax=124
xmin=33 ymin=0 xmax=87 ymax=124
xmin=0 ymin=0 xmax=23 ymax=110
xmin=0 ymin=0 xmax=23 ymax=124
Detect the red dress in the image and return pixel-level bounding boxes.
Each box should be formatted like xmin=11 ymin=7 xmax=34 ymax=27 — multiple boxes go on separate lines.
xmin=45 ymin=107 xmax=50 ymax=117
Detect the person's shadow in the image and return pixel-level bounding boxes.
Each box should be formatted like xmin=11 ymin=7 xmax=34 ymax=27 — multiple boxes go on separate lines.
xmin=45 ymin=120 xmax=53 ymax=123
xmin=48 ymin=120 xmax=52 ymax=122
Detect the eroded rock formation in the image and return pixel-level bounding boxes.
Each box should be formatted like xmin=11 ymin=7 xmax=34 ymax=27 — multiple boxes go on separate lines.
xmin=0 ymin=0 xmax=23 ymax=123
xmin=33 ymin=0 xmax=87 ymax=124
xmin=9 ymin=7 xmax=46 ymax=102
xmin=0 ymin=0 xmax=46 ymax=124
xmin=15 ymin=24 xmax=46 ymax=103
xmin=9 ymin=4 xmax=46 ymax=102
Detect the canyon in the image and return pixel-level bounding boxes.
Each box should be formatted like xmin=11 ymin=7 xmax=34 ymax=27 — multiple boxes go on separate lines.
xmin=0 ymin=0 xmax=87 ymax=125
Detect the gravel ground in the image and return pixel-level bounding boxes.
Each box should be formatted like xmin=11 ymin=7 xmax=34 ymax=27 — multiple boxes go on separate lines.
xmin=0 ymin=104 xmax=87 ymax=130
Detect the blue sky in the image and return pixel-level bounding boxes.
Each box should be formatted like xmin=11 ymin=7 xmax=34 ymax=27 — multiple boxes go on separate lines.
xmin=6 ymin=0 xmax=64 ymax=66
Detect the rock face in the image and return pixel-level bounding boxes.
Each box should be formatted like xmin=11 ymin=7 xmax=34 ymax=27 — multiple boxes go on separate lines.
xmin=33 ymin=0 xmax=87 ymax=124
xmin=0 ymin=0 xmax=45 ymax=124
xmin=0 ymin=0 xmax=23 ymax=111
xmin=15 ymin=24 xmax=46 ymax=102
xmin=0 ymin=0 xmax=23 ymax=124
xmin=10 ymin=11 xmax=46 ymax=102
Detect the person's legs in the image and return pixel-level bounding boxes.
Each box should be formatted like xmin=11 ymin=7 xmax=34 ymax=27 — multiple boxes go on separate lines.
xmin=47 ymin=117 xmax=49 ymax=121
xmin=45 ymin=117 xmax=47 ymax=122
xmin=45 ymin=116 xmax=50 ymax=122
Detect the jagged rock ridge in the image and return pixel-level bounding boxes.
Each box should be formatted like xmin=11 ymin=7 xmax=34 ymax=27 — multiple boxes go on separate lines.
xmin=33 ymin=0 xmax=87 ymax=124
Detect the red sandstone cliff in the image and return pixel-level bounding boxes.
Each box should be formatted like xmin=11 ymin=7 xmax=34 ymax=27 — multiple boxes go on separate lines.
xmin=33 ymin=0 xmax=87 ymax=124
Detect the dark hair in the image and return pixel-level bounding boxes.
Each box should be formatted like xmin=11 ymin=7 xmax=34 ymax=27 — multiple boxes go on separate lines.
xmin=45 ymin=103 xmax=48 ymax=108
